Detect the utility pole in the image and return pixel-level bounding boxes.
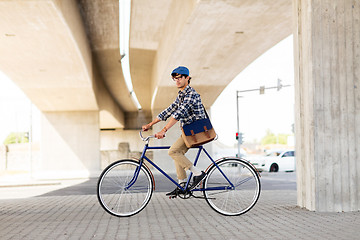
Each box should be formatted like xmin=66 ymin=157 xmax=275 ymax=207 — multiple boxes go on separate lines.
xmin=235 ymin=79 xmax=291 ymax=157
xmin=236 ymin=93 xmax=241 ymax=157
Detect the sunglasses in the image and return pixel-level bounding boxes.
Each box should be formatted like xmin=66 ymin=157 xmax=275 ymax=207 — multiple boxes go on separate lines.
xmin=172 ymin=74 xmax=186 ymax=81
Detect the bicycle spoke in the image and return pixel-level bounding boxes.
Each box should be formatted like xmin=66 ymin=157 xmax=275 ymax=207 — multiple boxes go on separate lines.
xmin=234 ymin=176 xmax=256 ymax=188
xmin=97 ymin=160 xmax=153 ymax=217
xmin=203 ymin=158 xmax=261 ymax=216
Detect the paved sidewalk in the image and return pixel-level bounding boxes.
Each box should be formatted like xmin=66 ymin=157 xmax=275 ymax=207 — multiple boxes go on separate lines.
xmin=0 ymin=190 xmax=359 ymax=240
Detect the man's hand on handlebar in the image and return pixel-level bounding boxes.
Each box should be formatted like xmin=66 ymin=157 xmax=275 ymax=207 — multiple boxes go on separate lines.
xmin=142 ymin=124 xmax=151 ymax=132
xmin=155 ymin=130 xmax=166 ymax=139
xmin=141 ymin=124 xmax=166 ymax=139
xmin=142 ymin=118 xmax=162 ymax=132
xmin=142 ymin=117 xmax=168 ymax=139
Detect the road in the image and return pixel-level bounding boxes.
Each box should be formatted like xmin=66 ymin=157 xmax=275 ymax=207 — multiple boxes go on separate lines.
xmin=37 ymin=171 xmax=296 ymax=197
xmin=0 ymin=171 xmax=296 ymax=199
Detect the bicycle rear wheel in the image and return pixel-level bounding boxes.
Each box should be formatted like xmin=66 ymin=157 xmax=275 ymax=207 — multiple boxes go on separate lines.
xmin=203 ymin=158 xmax=261 ymax=216
xmin=97 ymin=159 xmax=153 ymax=217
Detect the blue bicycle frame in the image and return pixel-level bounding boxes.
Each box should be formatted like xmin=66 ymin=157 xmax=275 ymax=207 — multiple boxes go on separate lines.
xmin=129 ymin=142 xmax=235 ymax=192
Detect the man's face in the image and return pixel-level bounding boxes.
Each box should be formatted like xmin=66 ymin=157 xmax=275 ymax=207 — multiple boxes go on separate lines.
xmin=172 ymin=74 xmax=188 ymax=90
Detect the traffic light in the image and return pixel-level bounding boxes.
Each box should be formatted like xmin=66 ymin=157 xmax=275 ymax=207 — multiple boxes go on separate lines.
xmin=259 ymin=86 xmax=265 ymax=94
xmin=239 ymin=132 xmax=243 ymax=144
xmin=277 ymin=78 xmax=283 ymax=91
xmin=236 ymin=132 xmax=244 ymax=144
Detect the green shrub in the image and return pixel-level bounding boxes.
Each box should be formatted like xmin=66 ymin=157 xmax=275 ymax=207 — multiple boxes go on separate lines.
xmin=3 ymin=132 xmax=29 ymax=144
xmin=261 ymin=129 xmax=290 ymax=145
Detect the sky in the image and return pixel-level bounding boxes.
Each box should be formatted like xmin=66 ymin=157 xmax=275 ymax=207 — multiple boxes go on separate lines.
xmin=211 ymin=35 xmax=295 ymax=146
xmin=0 ymin=35 xmax=294 ymax=146
xmin=0 ymin=71 xmax=40 ymax=143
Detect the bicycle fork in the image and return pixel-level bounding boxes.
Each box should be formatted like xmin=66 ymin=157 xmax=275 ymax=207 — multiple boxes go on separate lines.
xmin=124 ymin=159 xmax=143 ymax=190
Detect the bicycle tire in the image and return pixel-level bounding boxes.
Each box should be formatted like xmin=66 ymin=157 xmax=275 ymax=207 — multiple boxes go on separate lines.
xmin=203 ymin=158 xmax=261 ymax=216
xmin=97 ymin=159 xmax=153 ymax=217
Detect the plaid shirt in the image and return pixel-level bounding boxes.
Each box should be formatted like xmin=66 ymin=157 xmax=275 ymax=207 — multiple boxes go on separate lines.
xmin=158 ymin=85 xmax=206 ymax=126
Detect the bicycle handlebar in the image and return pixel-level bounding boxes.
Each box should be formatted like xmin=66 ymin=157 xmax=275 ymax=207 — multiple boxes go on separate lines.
xmin=139 ymin=130 xmax=156 ymax=142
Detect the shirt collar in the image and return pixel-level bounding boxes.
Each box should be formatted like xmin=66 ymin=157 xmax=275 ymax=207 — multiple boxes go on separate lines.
xmin=178 ymin=85 xmax=191 ymax=95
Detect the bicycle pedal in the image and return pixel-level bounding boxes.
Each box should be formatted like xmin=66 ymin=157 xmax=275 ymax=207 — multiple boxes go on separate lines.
xmin=169 ymin=195 xmax=177 ymax=199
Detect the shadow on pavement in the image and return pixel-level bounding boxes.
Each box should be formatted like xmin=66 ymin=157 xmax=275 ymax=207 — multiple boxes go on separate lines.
xmin=38 ymin=172 xmax=296 ymax=197
xmin=37 ymin=173 xmax=180 ymax=197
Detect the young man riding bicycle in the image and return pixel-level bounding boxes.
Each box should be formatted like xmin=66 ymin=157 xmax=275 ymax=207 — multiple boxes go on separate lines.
xmin=142 ymin=66 xmax=207 ymax=196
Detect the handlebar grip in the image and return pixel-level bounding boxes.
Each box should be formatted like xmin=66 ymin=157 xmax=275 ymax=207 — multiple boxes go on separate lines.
xmin=139 ymin=130 xmax=155 ymax=141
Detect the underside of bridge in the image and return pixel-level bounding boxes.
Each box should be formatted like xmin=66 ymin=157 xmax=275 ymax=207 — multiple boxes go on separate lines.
xmin=2 ymin=0 xmax=358 ymax=212
xmin=0 ymin=0 xmax=292 ymax=178
xmin=0 ymin=0 xmax=292 ymax=129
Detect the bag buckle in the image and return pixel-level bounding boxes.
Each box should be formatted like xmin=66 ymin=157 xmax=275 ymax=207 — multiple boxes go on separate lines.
xmin=190 ymin=130 xmax=197 ymax=142
xmin=203 ymin=126 xmax=210 ymax=138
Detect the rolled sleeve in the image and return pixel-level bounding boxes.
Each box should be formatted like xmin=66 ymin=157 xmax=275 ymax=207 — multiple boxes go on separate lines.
xmin=157 ymin=101 xmax=177 ymax=121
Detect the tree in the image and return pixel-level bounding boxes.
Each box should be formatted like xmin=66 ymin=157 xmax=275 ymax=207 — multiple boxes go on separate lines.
xmin=277 ymin=134 xmax=289 ymax=145
xmin=3 ymin=132 xmax=29 ymax=145
xmin=261 ymin=129 xmax=277 ymax=145
xmin=261 ymin=129 xmax=290 ymax=145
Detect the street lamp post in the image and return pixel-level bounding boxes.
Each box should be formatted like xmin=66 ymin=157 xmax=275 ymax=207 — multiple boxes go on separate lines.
xmin=235 ymin=79 xmax=291 ymax=157
xmin=236 ymin=92 xmax=241 ymax=157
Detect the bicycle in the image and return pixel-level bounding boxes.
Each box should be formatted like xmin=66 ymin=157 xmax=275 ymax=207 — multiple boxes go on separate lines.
xmin=97 ymin=131 xmax=261 ymax=217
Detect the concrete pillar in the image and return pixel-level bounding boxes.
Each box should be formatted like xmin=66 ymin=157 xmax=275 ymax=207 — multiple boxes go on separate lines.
xmin=294 ymin=0 xmax=360 ymax=211
xmin=37 ymin=111 xmax=100 ymax=179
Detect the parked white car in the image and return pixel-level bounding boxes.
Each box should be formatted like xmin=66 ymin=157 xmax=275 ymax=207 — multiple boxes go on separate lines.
xmin=249 ymin=150 xmax=295 ymax=172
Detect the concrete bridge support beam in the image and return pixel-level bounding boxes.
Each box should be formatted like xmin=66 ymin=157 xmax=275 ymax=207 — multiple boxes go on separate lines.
xmin=36 ymin=111 xmax=100 ymax=179
xmin=294 ymin=0 xmax=360 ymax=211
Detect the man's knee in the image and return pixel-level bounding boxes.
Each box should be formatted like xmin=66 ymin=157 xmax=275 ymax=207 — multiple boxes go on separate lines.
xmin=168 ymin=147 xmax=179 ymax=157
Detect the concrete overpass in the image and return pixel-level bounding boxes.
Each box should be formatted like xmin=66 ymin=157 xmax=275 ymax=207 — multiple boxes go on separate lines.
xmin=0 ymin=1 xmax=359 ymax=212
xmin=0 ymin=0 xmax=292 ymax=125
xmin=0 ymin=0 xmax=292 ymax=174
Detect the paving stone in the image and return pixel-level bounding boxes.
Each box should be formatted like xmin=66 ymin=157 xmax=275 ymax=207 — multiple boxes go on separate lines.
xmin=0 ymin=190 xmax=359 ymax=239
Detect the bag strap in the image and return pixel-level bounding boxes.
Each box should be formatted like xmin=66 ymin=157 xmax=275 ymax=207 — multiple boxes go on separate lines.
xmin=179 ymin=90 xmax=209 ymax=120
xmin=202 ymin=104 xmax=210 ymax=119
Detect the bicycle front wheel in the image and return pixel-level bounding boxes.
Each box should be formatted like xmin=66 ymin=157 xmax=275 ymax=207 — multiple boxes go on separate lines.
xmin=203 ymin=158 xmax=261 ymax=216
xmin=97 ymin=159 xmax=153 ymax=217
